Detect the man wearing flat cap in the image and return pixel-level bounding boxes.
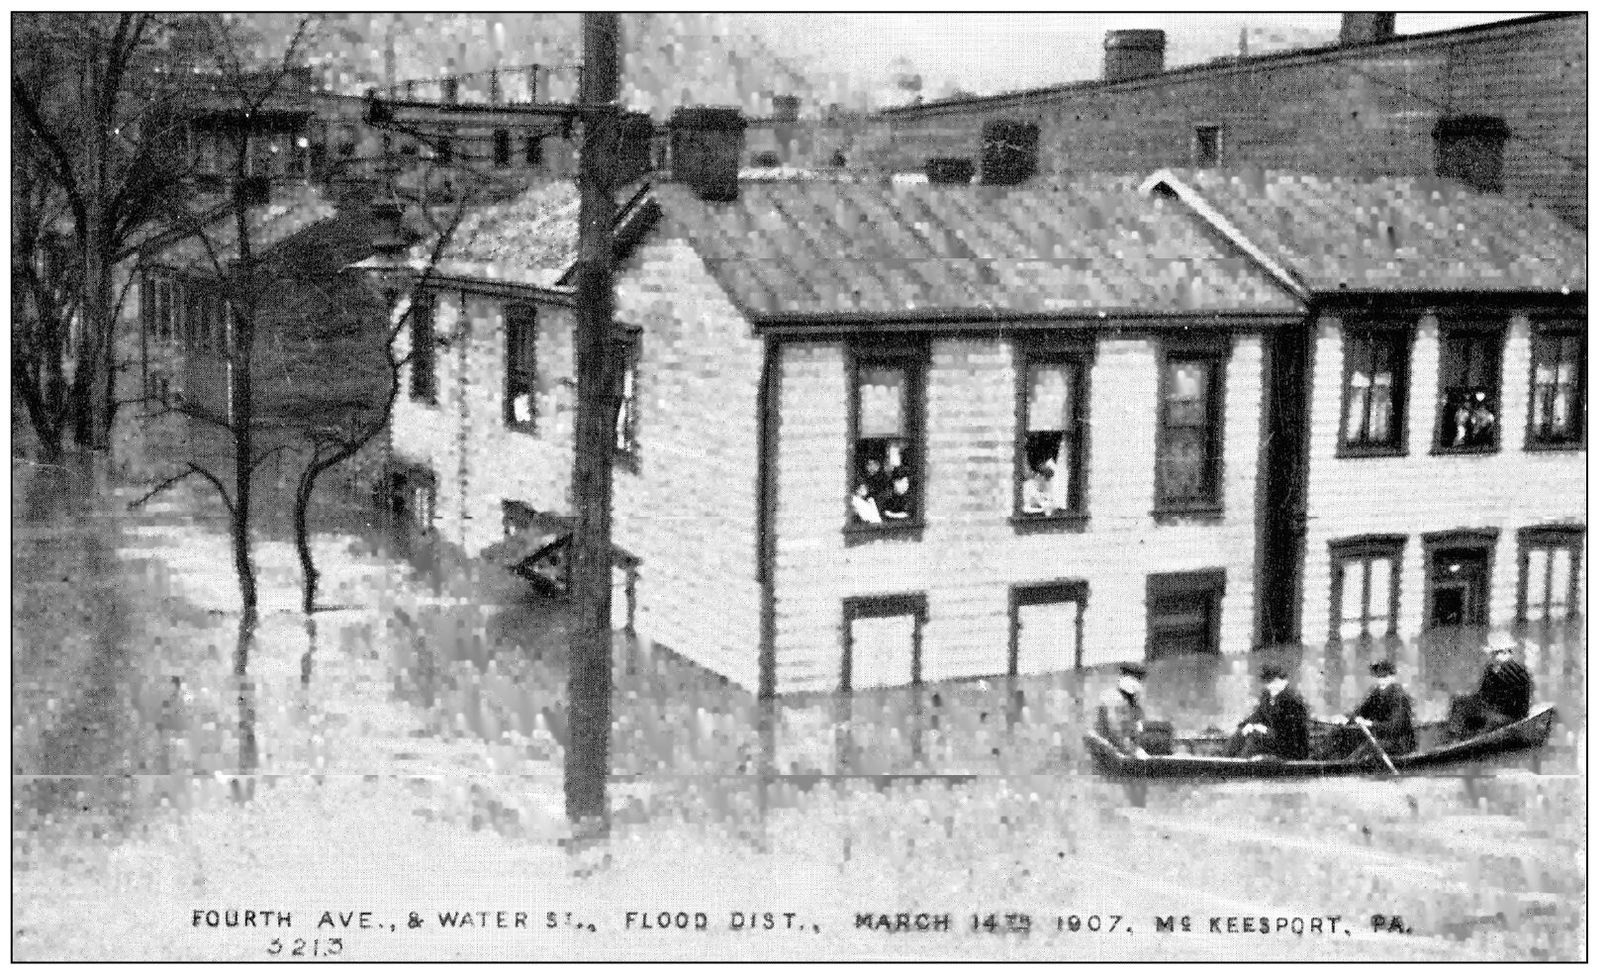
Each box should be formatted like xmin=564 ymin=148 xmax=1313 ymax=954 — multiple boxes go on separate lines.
xmin=1448 ymin=635 xmax=1534 ymax=737
xmin=1324 ymin=659 xmax=1417 ymax=759
xmin=1095 ymin=663 xmax=1149 ymax=757
xmin=1228 ymin=664 xmax=1311 ymax=760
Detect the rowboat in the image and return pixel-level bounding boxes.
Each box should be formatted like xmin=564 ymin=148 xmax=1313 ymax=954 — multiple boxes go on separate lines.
xmin=1084 ymin=704 xmax=1555 ymax=778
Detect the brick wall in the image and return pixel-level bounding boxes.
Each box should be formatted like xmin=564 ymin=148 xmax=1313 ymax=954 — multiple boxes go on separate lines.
xmin=1299 ymin=311 xmax=1587 ymax=642
xmin=808 ymin=16 xmax=1584 ymax=228
xmin=771 ymin=331 xmax=1266 ymax=694
xmin=613 ymin=238 xmax=766 ymax=689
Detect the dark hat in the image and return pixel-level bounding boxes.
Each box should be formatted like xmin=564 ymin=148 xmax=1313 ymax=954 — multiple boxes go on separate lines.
xmin=1259 ymin=663 xmax=1289 ymax=682
xmin=1368 ymin=659 xmax=1397 ymax=677
xmin=1119 ymin=662 xmax=1148 ymax=680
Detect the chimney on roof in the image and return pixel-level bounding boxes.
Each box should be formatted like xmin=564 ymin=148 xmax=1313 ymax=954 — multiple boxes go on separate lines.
xmin=979 ymin=120 xmax=1038 ymax=186
xmin=1433 ymin=114 xmax=1510 ymax=193
xmin=1339 ymin=14 xmax=1396 ymax=45
xmin=772 ymin=94 xmax=800 ymax=123
xmin=670 ymin=106 xmax=747 ymax=202
xmin=1103 ymin=29 xmax=1166 ymax=82
xmin=925 ymin=157 xmax=975 ymax=184
xmin=617 ymin=111 xmax=654 ymax=185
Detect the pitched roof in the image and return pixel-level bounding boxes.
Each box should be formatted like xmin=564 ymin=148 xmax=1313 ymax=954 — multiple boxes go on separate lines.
xmin=154 ymin=185 xmax=337 ymax=270
xmin=652 ymin=177 xmax=1302 ymax=320
xmin=406 ymin=181 xmax=578 ymax=287
xmin=1155 ymin=169 xmax=1586 ymax=294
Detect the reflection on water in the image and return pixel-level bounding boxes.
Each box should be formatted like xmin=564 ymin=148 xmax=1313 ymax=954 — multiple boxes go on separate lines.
xmin=10 ymin=454 xmax=1585 ymax=959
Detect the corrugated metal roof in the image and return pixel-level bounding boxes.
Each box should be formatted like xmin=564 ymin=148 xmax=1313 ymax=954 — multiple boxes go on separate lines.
xmin=652 ymin=177 xmax=1301 ymax=318
xmin=1174 ymin=169 xmax=1586 ymax=294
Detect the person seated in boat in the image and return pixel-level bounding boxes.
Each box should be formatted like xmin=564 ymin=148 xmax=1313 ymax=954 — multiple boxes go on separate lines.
xmin=1227 ymin=664 xmax=1310 ymax=760
xmin=1447 ymin=635 xmax=1533 ymax=738
xmin=1323 ymin=659 xmax=1418 ymax=759
xmin=1095 ymin=663 xmax=1149 ymax=758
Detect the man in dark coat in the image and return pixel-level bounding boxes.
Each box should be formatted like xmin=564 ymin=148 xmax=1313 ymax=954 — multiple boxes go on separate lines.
xmin=1326 ymin=659 xmax=1417 ymax=759
xmin=1448 ymin=635 xmax=1534 ymax=737
xmin=1094 ymin=663 xmax=1148 ymax=756
xmin=1228 ymin=664 xmax=1310 ymax=760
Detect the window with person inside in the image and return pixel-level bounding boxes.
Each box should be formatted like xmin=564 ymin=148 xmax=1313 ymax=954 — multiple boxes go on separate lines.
xmin=1437 ymin=329 xmax=1501 ymax=451
xmin=1020 ymin=361 xmax=1083 ymax=517
xmin=851 ymin=364 xmax=917 ymax=525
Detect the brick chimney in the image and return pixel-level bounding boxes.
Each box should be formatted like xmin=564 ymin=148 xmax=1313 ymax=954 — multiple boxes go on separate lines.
xmin=979 ymin=120 xmax=1038 ymax=186
xmin=669 ymin=107 xmax=747 ymax=202
xmin=1339 ymin=14 xmax=1396 ymax=45
xmin=1103 ymin=30 xmax=1166 ymax=82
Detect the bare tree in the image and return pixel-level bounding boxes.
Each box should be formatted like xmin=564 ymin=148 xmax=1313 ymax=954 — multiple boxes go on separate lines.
xmin=11 ymin=13 xmax=199 ymax=454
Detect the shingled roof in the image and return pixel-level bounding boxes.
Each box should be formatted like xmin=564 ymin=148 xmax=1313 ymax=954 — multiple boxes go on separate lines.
xmin=1152 ymin=169 xmax=1586 ymax=295
xmin=651 ymin=177 xmax=1301 ymax=320
xmin=153 ymin=185 xmax=337 ymax=270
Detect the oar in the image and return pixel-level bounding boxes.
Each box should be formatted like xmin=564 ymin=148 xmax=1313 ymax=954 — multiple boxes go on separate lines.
xmin=1355 ymin=721 xmax=1399 ymax=776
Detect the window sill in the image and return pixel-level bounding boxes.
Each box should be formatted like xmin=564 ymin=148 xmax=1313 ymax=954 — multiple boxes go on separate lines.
xmin=1151 ymin=505 xmax=1225 ymax=526
xmin=1523 ymin=439 xmax=1585 ymax=453
xmin=843 ymin=520 xmax=924 ymax=545
xmin=506 ymin=423 xmax=537 ymax=436
xmin=1010 ymin=512 xmax=1089 ymax=535
xmin=1428 ymin=443 xmax=1499 ymax=457
xmin=1336 ymin=444 xmax=1408 ymax=459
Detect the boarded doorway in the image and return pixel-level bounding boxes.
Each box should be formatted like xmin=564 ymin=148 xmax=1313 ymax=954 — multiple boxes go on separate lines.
xmin=1009 ymin=580 xmax=1088 ymax=676
xmin=842 ymin=594 xmax=927 ymax=691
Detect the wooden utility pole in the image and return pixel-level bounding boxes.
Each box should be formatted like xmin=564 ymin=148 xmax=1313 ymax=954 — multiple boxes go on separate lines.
xmin=566 ymin=11 xmax=621 ymax=839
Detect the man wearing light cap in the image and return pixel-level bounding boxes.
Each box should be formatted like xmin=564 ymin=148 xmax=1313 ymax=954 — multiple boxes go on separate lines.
xmin=1095 ymin=663 xmax=1149 ymax=758
xmin=1448 ymin=635 xmax=1534 ymax=737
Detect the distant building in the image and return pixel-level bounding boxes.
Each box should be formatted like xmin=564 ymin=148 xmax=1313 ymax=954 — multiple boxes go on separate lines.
xmin=758 ymin=13 xmax=1585 ymax=230
xmin=380 ymin=112 xmax=1585 ymax=695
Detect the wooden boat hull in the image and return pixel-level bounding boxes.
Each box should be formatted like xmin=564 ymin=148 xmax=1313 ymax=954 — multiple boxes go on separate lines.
xmin=1084 ymin=705 xmax=1555 ymax=779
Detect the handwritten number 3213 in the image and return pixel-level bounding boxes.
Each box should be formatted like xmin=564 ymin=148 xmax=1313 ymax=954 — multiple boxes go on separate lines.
xmin=267 ymin=938 xmax=343 ymax=957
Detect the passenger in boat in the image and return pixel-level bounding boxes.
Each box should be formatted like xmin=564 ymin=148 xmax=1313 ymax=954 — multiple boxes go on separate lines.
xmin=1228 ymin=664 xmax=1311 ymax=760
xmin=1095 ymin=663 xmax=1149 ymax=758
xmin=1325 ymin=659 xmax=1418 ymax=759
xmin=1447 ymin=635 xmax=1534 ymax=738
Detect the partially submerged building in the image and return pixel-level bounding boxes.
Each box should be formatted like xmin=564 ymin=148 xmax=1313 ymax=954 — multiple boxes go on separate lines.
xmin=384 ymin=111 xmax=1585 ymax=696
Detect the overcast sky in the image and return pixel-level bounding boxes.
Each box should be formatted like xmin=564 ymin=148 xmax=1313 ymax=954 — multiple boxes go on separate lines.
xmin=741 ymin=13 xmax=1528 ymax=98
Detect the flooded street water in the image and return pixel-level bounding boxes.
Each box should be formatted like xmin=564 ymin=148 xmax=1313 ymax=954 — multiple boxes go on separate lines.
xmin=11 ymin=449 xmax=1584 ymax=961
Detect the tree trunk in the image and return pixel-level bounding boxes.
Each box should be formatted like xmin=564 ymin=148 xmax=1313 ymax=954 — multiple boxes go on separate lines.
xmin=294 ymin=461 xmax=320 ymax=616
xmin=565 ymin=11 xmax=620 ymax=840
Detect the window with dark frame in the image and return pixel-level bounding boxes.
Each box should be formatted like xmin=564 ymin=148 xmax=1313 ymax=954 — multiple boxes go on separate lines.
xmin=493 ymin=128 xmax=511 ymax=167
xmin=1340 ymin=327 xmax=1410 ymax=452
xmin=1194 ymin=125 xmax=1223 ymax=166
xmin=1155 ymin=349 xmax=1225 ymax=513
xmin=1009 ymin=581 xmax=1088 ymax=676
xmin=613 ymin=330 xmax=641 ymax=460
xmin=842 ymin=594 xmax=927 ymax=691
xmin=1528 ymin=322 xmax=1584 ymax=448
xmin=1436 ymin=326 xmax=1503 ymax=452
xmin=435 ymin=136 xmax=453 ymax=165
xmin=1517 ymin=526 xmax=1583 ymax=623
xmin=388 ymin=465 xmax=437 ymax=532
xmin=1145 ymin=570 xmax=1225 ymax=660
xmin=1327 ymin=535 xmax=1406 ymax=642
xmin=525 ymin=135 xmax=543 ymax=167
xmin=848 ymin=343 xmax=926 ymax=532
xmin=1017 ymin=346 xmax=1089 ymax=521
xmin=504 ymin=304 xmax=538 ymax=431
xmin=409 ymin=291 xmax=437 ymax=404
xmin=1423 ymin=530 xmax=1497 ymax=630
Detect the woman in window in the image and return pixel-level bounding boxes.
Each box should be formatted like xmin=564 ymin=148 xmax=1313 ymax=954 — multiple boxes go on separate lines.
xmin=1022 ymin=459 xmax=1059 ymax=516
xmin=881 ymin=470 xmax=915 ymax=520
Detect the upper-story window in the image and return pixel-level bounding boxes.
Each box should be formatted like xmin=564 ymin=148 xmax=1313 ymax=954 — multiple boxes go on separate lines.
xmin=1528 ymin=317 xmax=1584 ymax=449
xmin=1435 ymin=321 xmax=1504 ymax=453
xmin=505 ymin=304 xmax=538 ymax=431
xmin=1016 ymin=339 xmax=1090 ymax=524
xmin=848 ymin=340 xmax=926 ymax=535
xmin=493 ymin=129 xmax=512 ymax=168
xmin=1339 ymin=324 xmax=1411 ymax=455
xmin=1154 ymin=342 xmax=1226 ymax=516
xmin=409 ymin=291 xmax=437 ymax=404
xmin=1194 ymin=125 xmax=1223 ymax=167
xmin=613 ymin=329 xmax=641 ymax=461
